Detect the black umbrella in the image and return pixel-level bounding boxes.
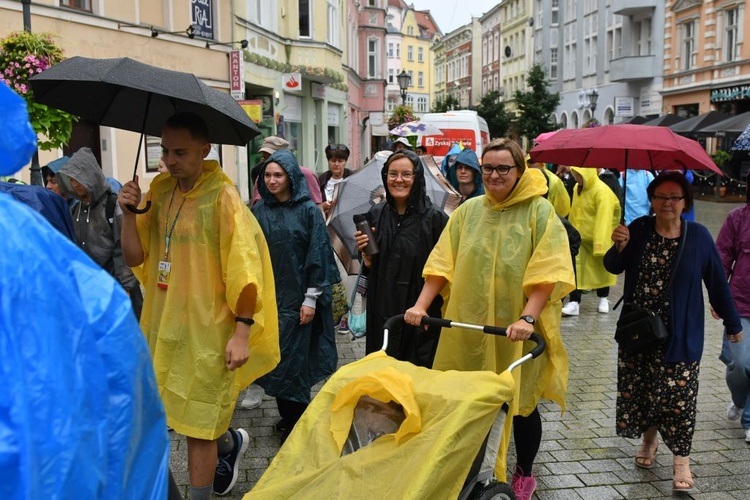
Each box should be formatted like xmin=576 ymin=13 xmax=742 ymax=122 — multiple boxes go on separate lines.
xmin=30 ymin=56 xmax=260 ymax=212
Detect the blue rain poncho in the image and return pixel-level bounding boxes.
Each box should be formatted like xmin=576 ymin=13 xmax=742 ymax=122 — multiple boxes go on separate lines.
xmin=252 ymin=150 xmax=341 ymax=403
xmin=0 ymin=195 xmax=169 ymax=499
xmin=446 ymin=147 xmax=484 ymax=201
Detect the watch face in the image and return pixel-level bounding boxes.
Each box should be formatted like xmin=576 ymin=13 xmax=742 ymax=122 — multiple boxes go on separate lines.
xmin=521 ymin=315 xmax=535 ymax=324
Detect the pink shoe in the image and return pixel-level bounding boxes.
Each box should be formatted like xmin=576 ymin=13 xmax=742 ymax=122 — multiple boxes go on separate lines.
xmin=511 ymin=466 xmax=537 ymax=500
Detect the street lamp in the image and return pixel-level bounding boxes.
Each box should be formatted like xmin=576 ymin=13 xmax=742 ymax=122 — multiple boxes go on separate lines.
xmin=588 ymin=88 xmax=599 ymax=114
xmin=397 ymin=70 xmax=411 ymax=106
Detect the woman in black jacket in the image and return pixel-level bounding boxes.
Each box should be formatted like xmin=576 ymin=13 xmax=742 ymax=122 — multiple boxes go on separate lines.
xmin=354 ymin=150 xmax=448 ymax=367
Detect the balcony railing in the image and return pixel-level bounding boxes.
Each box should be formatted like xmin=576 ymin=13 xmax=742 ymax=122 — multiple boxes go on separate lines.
xmin=612 ymin=0 xmax=657 ymax=16
xmin=610 ymin=55 xmax=658 ymax=82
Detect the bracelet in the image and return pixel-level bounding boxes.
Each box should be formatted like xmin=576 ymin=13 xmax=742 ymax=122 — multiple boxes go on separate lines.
xmin=235 ymin=316 xmax=255 ymax=326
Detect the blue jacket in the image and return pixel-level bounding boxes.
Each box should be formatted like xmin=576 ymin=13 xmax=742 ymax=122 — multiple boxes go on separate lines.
xmin=604 ymin=215 xmax=741 ymax=362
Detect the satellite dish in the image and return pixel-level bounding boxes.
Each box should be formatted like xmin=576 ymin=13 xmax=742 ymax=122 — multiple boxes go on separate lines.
xmin=504 ymin=46 xmax=512 ymax=58
xmin=528 ymin=18 xmax=534 ymax=27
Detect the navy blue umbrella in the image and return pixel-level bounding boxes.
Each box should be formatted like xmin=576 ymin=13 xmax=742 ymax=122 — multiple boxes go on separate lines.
xmin=731 ymin=124 xmax=750 ymax=151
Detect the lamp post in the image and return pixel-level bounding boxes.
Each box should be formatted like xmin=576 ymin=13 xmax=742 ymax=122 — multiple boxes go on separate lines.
xmin=588 ymin=88 xmax=599 ymax=116
xmin=397 ymin=70 xmax=411 ymax=106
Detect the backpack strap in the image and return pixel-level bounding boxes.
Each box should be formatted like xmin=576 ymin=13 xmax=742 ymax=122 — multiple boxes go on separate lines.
xmin=105 ymin=190 xmax=118 ymax=229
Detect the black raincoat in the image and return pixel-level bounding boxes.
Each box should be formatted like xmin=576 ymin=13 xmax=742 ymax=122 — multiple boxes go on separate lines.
xmin=364 ymin=150 xmax=448 ymax=367
xmin=252 ymin=150 xmax=341 ymax=403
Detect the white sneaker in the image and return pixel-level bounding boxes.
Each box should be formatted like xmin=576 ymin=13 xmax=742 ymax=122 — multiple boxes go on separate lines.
xmin=745 ymin=428 xmax=750 ymax=443
xmin=598 ymin=298 xmax=610 ymax=314
xmin=728 ymin=402 xmax=742 ymax=421
xmin=561 ymin=301 xmax=579 ymax=316
xmin=240 ymin=383 xmax=265 ymax=409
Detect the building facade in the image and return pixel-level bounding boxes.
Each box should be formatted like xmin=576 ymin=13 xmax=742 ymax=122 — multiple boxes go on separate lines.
xmin=498 ymin=0 xmax=533 ymax=112
xmin=435 ymin=18 xmax=481 ymax=109
xmin=479 ymin=4 xmax=503 ymax=102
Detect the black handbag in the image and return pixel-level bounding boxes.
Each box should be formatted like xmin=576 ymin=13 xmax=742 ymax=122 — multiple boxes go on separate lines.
xmin=614 ymin=303 xmax=669 ymax=352
xmin=614 ymin=221 xmax=688 ymax=353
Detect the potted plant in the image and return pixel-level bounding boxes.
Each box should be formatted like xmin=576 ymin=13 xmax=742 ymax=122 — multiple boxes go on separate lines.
xmin=711 ymin=150 xmax=733 ymax=197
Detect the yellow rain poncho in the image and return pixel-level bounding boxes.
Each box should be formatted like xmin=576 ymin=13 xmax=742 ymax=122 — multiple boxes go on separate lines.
xmin=246 ymin=351 xmax=516 ymax=499
xmin=568 ymin=167 xmax=620 ymax=290
xmin=425 ymin=168 xmax=575 ymax=479
xmin=541 ymin=168 xmax=571 ymax=217
xmin=135 ymin=161 xmax=279 ymax=440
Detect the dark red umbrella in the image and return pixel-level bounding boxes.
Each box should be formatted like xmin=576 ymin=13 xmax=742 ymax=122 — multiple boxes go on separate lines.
xmin=528 ymin=124 xmax=722 ymax=175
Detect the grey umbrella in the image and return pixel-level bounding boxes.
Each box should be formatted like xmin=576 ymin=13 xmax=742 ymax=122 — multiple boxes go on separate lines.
xmin=30 ymin=56 xmax=260 ymax=212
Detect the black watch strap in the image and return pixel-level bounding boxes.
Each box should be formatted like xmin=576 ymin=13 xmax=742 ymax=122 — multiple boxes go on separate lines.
xmin=520 ymin=315 xmax=535 ymax=325
xmin=235 ymin=316 xmax=255 ymax=326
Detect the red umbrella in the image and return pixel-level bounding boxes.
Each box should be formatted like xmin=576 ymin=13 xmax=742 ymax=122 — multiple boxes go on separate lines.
xmin=528 ymin=124 xmax=722 ymax=175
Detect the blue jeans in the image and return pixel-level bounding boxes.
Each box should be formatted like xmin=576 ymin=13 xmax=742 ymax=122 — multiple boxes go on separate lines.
xmin=720 ymin=317 xmax=750 ymax=429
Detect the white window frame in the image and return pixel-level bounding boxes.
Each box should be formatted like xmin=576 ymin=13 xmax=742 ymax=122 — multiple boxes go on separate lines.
xmin=418 ymin=46 xmax=424 ymax=63
xmin=407 ymin=45 xmax=414 ymax=62
xmin=724 ymin=7 xmax=741 ymax=63
xmin=682 ymin=20 xmax=696 ymax=70
xmin=298 ymin=0 xmax=312 ymax=38
xmin=418 ymin=71 xmax=424 ymax=87
xmin=327 ymin=0 xmax=340 ymax=47
xmin=367 ymin=37 xmax=380 ymax=78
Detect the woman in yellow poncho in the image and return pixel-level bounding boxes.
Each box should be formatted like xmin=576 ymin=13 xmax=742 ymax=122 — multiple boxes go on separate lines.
xmin=405 ymin=138 xmax=575 ymax=499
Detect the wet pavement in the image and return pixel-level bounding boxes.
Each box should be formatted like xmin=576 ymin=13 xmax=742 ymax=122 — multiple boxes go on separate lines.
xmin=169 ymin=200 xmax=750 ymax=499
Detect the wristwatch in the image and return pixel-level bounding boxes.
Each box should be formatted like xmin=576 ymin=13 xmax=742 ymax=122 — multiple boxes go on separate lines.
xmin=519 ymin=315 xmax=535 ymax=325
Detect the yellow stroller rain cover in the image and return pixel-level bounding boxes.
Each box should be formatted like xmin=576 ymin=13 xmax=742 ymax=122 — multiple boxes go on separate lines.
xmin=246 ymin=349 xmax=517 ymax=499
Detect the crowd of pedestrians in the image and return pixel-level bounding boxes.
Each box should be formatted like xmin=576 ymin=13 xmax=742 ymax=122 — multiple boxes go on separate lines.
xmin=4 ymin=92 xmax=749 ymax=499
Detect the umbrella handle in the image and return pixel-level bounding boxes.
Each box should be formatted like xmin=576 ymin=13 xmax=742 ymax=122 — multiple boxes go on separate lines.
xmin=126 ymin=201 xmax=151 ymax=214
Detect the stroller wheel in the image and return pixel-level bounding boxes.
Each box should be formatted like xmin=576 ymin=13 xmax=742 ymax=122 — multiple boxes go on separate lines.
xmin=474 ymin=480 xmax=515 ymax=500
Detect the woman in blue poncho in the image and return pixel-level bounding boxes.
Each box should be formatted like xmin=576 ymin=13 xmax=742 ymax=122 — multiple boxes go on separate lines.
xmin=446 ymin=147 xmax=484 ymax=202
xmin=252 ymin=150 xmax=341 ymax=441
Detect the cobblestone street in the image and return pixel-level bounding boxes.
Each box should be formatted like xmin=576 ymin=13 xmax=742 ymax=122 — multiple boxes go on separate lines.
xmin=170 ymin=200 xmax=750 ymax=499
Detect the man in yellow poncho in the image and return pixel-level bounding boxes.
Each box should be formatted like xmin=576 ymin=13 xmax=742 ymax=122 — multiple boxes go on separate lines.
xmin=526 ymin=154 xmax=570 ymax=217
xmin=561 ymin=167 xmax=621 ymax=316
xmin=118 ymin=113 xmax=280 ymax=499
xmin=406 ymin=138 xmax=575 ymax=500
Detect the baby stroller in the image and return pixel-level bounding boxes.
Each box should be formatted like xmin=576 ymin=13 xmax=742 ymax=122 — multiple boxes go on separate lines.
xmin=246 ymin=315 xmax=546 ymax=500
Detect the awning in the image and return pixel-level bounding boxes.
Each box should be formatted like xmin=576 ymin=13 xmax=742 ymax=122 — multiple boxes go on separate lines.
xmin=696 ymin=110 xmax=750 ymax=136
xmin=669 ymin=111 xmax=732 ymax=135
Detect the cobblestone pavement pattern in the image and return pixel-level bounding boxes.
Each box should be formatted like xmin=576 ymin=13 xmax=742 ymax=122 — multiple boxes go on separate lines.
xmin=170 ymin=200 xmax=750 ymax=499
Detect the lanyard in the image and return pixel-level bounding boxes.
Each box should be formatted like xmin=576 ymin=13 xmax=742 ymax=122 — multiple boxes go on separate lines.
xmin=163 ymin=185 xmax=188 ymax=260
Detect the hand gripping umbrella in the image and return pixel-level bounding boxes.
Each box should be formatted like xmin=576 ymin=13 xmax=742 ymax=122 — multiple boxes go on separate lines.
xmin=30 ymin=56 xmax=260 ymax=213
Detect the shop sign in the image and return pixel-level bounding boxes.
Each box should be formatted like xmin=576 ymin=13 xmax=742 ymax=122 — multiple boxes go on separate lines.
xmin=614 ymin=97 xmax=634 ymax=117
xmin=282 ymin=73 xmax=303 ymax=92
xmin=711 ymin=84 xmax=750 ymax=102
xmin=229 ymin=51 xmax=244 ymax=100
xmin=191 ymin=0 xmax=213 ymax=39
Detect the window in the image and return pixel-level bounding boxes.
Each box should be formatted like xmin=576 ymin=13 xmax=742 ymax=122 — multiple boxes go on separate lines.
xmin=367 ymin=38 xmax=380 ymax=78
xmin=417 ymin=96 xmax=428 ymax=112
xmin=407 ymin=45 xmax=414 ymax=61
xmin=682 ymin=21 xmax=696 ymax=70
xmin=418 ymin=47 xmax=424 ymax=63
xmin=396 ymin=43 xmax=401 ymax=58
xmin=551 ymin=0 xmax=559 ymax=24
xmin=550 ymin=47 xmax=558 ymax=80
xmin=327 ymin=0 xmax=340 ymax=47
xmin=388 ymin=42 xmax=394 ymax=58
xmin=418 ymin=71 xmax=424 ymax=87
xmin=408 ymin=70 xmax=413 ymax=86
xmin=483 ymin=39 xmax=488 ymax=65
xmin=634 ymin=18 xmax=652 ymax=56
xmin=299 ymin=0 xmax=311 ymax=38
xmin=388 ymin=68 xmax=394 ymax=84
xmin=407 ymin=26 xmax=414 ymax=36
xmin=725 ymin=8 xmax=740 ymax=62
xmin=60 ymin=0 xmax=91 ymax=10
xmin=247 ymin=0 xmax=278 ymax=32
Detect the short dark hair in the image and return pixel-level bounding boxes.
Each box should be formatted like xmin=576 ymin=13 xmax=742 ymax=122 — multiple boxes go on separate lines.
xmin=482 ymin=138 xmax=526 ymax=175
xmin=647 ymin=171 xmax=694 ymax=213
xmin=325 ymin=144 xmax=350 ymax=161
xmin=415 ymin=145 xmax=427 ymax=155
xmin=163 ymin=112 xmax=209 ymax=143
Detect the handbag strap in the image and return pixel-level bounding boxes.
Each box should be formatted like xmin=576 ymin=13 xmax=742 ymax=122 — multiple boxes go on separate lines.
xmin=614 ymin=219 xmax=689 ymax=310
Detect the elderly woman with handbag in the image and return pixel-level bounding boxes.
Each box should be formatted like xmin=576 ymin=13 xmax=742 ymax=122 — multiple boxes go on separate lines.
xmin=603 ymin=171 xmax=743 ymax=493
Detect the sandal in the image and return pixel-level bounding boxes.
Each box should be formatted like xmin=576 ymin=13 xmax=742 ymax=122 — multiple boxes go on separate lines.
xmin=634 ymin=440 xmax=658 ymax=469
xmin=673 ymin=461 xmax=695 ymax=493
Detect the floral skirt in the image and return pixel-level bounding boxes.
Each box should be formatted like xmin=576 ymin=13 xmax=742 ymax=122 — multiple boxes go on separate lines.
xmin=616 ymin=344 xmax=699 ymax=456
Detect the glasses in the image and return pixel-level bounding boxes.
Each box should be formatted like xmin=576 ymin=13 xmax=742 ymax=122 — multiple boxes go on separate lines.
xmin=387 ymin=171 xmax=414 ymax=180
xmin=652 ymin=195 xmax=685 ymax=203
xmin=481 ymin=164 xmax=516 ymax=176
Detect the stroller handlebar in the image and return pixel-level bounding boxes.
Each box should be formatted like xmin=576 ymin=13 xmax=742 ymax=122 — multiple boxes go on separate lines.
xmin=383 ymin=314 xmax=546 ymax=361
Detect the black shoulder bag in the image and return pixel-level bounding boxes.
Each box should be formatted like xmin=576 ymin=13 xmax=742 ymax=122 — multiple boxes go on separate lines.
xmin=614 ymin=221 xmax=688 ymax=353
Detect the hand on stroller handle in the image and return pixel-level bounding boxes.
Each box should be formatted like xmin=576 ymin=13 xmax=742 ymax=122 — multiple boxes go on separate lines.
xmin=382 ymin=314 xmax=546 ymax=365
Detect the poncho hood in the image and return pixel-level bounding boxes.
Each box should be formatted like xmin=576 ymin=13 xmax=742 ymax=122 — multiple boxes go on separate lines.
xmin=440 ymin=143 xmax=463 ymax=174
xmin=380 ymin=150 xmax=430 ymax=215
xmin=257 ymin=149 xmax=311 ymax=206
xmin=58 ymin=147 xmax=109 ymax=204
xmin=148 ymin=159 xmax=224 ymax=199
xmin=570 ymin=166 xmax=600 ymax=192
xmin=447 ymin=148 xmax=485 ymax=197
xmin=484 ymin=167 xmax=548 ymax=210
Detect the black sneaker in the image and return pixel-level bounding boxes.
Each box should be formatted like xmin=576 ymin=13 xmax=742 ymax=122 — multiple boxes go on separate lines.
xmin=213 ymin=427 xmax=249 ymax=496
